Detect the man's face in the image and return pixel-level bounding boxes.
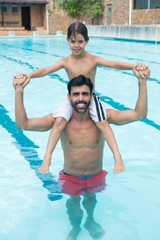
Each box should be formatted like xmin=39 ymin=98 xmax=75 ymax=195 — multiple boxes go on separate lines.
xmin=68 ymin=85 xmax=92 ymax=114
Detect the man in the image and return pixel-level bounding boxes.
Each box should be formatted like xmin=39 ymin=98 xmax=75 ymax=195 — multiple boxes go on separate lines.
xmin=13 ymin=68 xmax=149 ymax=239
xmin=14 ymin=68 xmax=149 ymax=177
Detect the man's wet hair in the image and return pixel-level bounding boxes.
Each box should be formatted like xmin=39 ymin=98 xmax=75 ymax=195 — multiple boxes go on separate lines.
xmin=67 ymin=75 xmax=93 ymax=95
xmin=67 ymin=22 xmax=89 ymax=41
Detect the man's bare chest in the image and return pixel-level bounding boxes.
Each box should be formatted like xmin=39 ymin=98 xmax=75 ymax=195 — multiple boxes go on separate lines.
xmin=62 ymin=122 xmax=103 ymax=147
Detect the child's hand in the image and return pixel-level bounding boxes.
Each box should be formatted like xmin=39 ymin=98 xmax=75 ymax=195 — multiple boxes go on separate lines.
xmin=113 ymin=153 xmax=125 ymax=174
xmin=135 ymin=63 xmax=148 ymax=71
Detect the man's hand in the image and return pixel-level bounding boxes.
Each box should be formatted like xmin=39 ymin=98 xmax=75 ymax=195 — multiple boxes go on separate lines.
xmin=13 ymin=74 xmax=30 ymax=90
xmin=13 ymin=73 xmax=30 ymax=86
xmin=133 ymin=66 xmax=150 ymax=80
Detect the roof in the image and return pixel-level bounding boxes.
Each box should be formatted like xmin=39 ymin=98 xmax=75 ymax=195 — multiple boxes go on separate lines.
xmin=0 ymin=0 xmax=48 ymax=3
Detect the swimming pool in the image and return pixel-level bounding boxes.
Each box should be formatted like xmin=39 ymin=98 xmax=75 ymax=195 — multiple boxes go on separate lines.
xmin=0 ymin=36 xmax=160 ymax=240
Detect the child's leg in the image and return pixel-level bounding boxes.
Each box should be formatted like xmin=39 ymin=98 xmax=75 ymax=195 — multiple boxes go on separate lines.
xmin=39 ymin=98 xmax=72 ymax=174
xmin=39 ymin=117 xmax=67 ymax=174
xmin=96 ymin=120 xmax=125 ymax=173
xmin=89 ymin=94 xmax=125 ymax=173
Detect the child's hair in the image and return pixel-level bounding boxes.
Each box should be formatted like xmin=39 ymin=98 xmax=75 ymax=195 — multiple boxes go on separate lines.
xmin=67 ymin=22 xmax=89 ymax=41
xmin=67 ymin=75 xmax=93 ymax=95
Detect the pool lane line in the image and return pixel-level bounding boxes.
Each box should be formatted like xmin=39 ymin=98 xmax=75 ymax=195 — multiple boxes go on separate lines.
xmin=0 ymin=104 xmax=62 ymax=201
xmin=0 ymin=53 xmax=35 ymax=72
xmin=0 ymin=43 xmax=64 ymax=58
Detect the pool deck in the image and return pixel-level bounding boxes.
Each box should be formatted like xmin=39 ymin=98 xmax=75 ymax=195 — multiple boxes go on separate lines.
xmin=0 ymin=26 xmax=47 ymax=37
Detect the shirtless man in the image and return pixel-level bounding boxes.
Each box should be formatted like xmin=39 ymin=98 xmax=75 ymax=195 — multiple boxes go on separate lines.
xmin=14 ymin=67 xmax=149 ymax=177
xmin=13 ymin=68 xmax=149 ymax=240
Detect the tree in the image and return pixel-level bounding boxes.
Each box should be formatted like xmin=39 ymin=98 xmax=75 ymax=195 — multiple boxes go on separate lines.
xmin=63 ymin=0 xmax=84 ymax=17
xmin=83 ymin=0 xmax=104 ymax=24
xmin=63 ymin=0 xmax=104 ymax=21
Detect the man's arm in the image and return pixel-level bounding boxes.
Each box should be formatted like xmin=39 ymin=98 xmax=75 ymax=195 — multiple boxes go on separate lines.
xmin=107 ymin=68 xmax=150 ymax=125
xmin=13 ymin=78 xmax=54 ymax=131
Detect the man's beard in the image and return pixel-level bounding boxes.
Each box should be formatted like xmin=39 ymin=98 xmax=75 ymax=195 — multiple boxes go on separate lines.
xmin=70 ymin=100 xmax=90 ymax=114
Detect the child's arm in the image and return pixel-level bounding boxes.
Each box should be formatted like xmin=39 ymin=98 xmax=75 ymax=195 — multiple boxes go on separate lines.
xmin=28 ymin=59 xmax=64 ymax=78
xmin=96 ymin=120 xmax=124 ymax=173
xmin=14 ymin=58 xmax=65 ymax=85
xmin=95 ymin=56 xmax=147 ymax=72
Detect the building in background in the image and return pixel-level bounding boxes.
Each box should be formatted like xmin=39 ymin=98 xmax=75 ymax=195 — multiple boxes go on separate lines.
xmin=0 ymin=0 xmax=160 ymax=36
xmin=0 ymin=0 xmax=48 ymax=35
xmin=103 ymin=0 xmax=160 ymax=25
xmin=49 ymin=0 xmax=160 ymax=35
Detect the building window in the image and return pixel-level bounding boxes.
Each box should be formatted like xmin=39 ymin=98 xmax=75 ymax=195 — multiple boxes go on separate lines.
xmin=150 ymin=0 xmax=160 ymax=8
xmin=12 ymin=4 xmax=18 ymax=13
xmin=1 ymin=4 xmax=8 ymax=13
xmin=134 ymin=0 xmax=148 ymax=9
xmin=134 ymin=0 xmax=160 ymax=9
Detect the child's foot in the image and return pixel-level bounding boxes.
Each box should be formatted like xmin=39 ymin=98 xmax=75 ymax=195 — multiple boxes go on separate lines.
xmin=84 ymin=218 xmax=105 ymax=239
xmin=39 ymin=161 xmax=50 ymax=174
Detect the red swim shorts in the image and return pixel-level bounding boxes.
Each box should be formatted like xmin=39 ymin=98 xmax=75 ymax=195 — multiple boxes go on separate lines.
xmin=58 ymin=170 xmax=107 ymax=196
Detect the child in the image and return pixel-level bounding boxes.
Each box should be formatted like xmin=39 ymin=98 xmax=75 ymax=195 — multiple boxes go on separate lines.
xmin=14 ymin=22 xmax=147 ymax=174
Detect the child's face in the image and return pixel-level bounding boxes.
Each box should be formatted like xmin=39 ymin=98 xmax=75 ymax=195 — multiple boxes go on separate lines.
xmin=67 ymin=33 xmax=88 ymax=56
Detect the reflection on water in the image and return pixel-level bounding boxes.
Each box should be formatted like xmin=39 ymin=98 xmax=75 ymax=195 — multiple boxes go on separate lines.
xmin=66 ymin=193 xmax=105 ymax=240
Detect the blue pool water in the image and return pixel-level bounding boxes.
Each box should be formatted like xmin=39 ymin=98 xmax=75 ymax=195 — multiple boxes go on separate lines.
xmin=0 ymin=36 xmax=160 ymax=240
